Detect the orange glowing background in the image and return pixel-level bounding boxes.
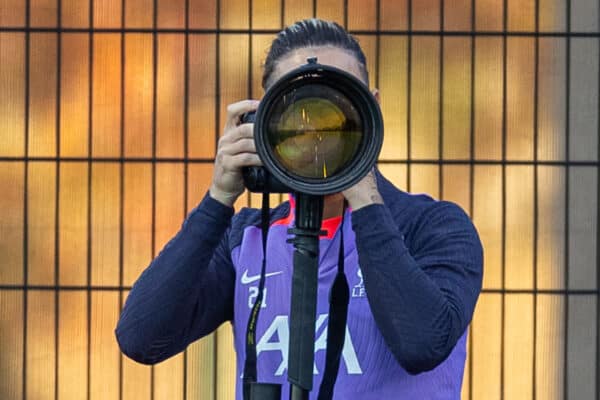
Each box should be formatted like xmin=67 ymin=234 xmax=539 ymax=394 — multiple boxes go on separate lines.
xmin=0 ymin=0 xmax=599 ymax=399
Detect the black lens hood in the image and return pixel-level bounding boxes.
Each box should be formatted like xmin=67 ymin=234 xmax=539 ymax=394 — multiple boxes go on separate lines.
xmin=252 ymin=59 xmax=383 ymax=195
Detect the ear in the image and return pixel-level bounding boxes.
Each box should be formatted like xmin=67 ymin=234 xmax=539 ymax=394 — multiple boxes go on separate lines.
xmin=371 ymin=88 xmax=380 ymax=104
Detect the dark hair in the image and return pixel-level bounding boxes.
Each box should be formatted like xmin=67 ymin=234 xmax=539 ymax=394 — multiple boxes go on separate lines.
xmin=262 ymin=18 xmax=369 ymax=89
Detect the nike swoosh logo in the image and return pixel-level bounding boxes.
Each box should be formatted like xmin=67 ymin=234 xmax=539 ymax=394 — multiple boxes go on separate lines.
xmin=240 ymin=269 xmax=283 ymax=285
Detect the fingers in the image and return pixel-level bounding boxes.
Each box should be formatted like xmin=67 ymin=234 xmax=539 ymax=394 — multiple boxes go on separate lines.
xmin=221 ymin=138 xmax=256 ymax=156
xmin=211 ymin=100 xmax=261 ymax=205
xmin=216 ymin=152 xmax=262 ymax=172
xmin=225 ymin=99 xmax=260 ymax=130
xmin=217 ymin=138 xmax=261 ymax=169
xmin=216 ymin=123 xmax=261 ymax=172
xmin=218 ymin=123 xmax=254 ymax=149
xmin=230 ymin=152 xmax=262 ymax=167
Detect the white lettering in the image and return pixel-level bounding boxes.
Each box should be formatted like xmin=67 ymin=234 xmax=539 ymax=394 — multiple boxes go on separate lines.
xmin=314 ymin=317 xmax=363 ymax=374
xmin=256 ymin=315 xmax=289 ymax=375
xmin=352 ymin=268 xmax=366 ymax=298
xmin=248 ymin=286 xmax=267 ymax=309
xmin=255 ymin=314 xmax=363 ymax=376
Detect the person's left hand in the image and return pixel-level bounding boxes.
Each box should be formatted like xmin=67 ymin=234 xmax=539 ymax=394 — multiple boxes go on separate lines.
xmin=342 ymin=169 xmax=384 ymax=211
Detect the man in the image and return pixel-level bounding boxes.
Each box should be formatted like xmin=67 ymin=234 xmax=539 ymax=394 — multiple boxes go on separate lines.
xmin=116 ymin=18 xmax=483 ymax=399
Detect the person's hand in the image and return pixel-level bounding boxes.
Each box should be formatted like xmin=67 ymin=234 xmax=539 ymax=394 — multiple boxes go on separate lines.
xmin=342 ymin=169 xmax=383 ymax=211
xmin=209 ymin=100 xmax=262 ymax=207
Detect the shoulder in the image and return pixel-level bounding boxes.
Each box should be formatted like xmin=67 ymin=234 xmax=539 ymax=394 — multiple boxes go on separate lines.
xmin=375 ymin=169 xmax=454 ymax=221
xmin=376 ymin=169 xmax=480 ymax=247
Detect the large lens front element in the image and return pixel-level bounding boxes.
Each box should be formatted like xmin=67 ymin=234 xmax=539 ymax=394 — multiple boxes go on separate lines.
xmin=252 ymin=61 xmax=383 ymax=195
xmin=267 ymin=84 xmax=362 ymax=179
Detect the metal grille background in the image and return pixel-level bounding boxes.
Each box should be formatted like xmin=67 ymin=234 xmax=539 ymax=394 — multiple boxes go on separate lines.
xmin=0 ymin=0 xmax=598 ymax=399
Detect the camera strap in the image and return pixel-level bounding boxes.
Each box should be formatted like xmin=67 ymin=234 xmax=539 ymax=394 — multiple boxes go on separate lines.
xmin=242 ymin=192 xmax=271 ymax=400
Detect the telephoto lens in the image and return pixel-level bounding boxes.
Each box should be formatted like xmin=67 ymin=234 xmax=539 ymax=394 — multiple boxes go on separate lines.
xmin=243 ymin=57 xmax=383 ymax=195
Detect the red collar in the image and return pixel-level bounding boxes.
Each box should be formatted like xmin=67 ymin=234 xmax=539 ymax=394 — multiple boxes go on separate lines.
xmin=271 ymin=195 xmax=344 ymax=240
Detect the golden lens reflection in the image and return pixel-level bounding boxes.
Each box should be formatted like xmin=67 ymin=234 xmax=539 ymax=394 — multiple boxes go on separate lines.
xmin=269 ymin=97 xmax=362 ymax=179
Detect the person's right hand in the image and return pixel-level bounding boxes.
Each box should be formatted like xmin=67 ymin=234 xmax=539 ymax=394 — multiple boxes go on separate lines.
xmin=209 ymin=100 xmax=262 ymax=207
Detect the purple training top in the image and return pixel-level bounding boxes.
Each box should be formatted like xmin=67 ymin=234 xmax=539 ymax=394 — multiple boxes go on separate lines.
xmin=115 ymin=171 xmax=483 ymax=400
xmin=231 ymin=198 xmax=468 ymax=400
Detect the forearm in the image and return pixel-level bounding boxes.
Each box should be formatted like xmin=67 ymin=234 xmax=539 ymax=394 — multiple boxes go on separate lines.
xmin=351 ymin=203 xmax=481 ymax=374
xmin=115 ymin=193 xmax=235 ymax=364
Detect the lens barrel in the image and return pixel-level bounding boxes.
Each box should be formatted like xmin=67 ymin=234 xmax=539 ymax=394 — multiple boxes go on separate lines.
xmin=243 ymin=59 xmax=383 ymax=195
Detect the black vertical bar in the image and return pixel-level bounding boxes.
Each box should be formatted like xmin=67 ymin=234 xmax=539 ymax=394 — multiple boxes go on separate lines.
xmin=151 ymin=0 xmax=158 ymax=398
xmin=500 ymin=0 xmax=507 ymax=398
xmin=246 ymin=0 xmax=253 ymax=209
xmin=597 ymin=3 xmax=600 ymax=398
xmin=118 ymin=0 xmax=125 ymax=399
xmin=406 ymin=0 xmax=412 ymax=192
xmin=343 ymin=0 xmax=348 ymax=29
xmin=438 ymin=0 xmax=444 ymax=200
xmin=532 ymin=0 xmax=540 ymax=398
xmin=596 ymin=7 xmax=600 ymax=394
xmin=86 ymin=0 xmax=94 ymax=398
xmin=279 ymin=0 xmax=284 ymax=211
xmin=275 ymin=9 xmax=284 ymax=213
xmin=22 ymin=1 xmax=31 ymax=399
xmin=375 ymin=0 xmax=380 ymax=90
xmin=183 ymin=0 xmax=190 ymax=398
xmin=313 ymin=0 xmax=317 ymax=19
xmin=468 ymin=0 xmax=475 ymax=399
xmin=55 ymin=1 xmax=62 ymax=399
xmin=373 ymin=0 xmax=380 ymax=213
xmin=213 ymin=1 xmax=221 ymax=397
xmin=215 ymin=0 xmax=221 ymax=161
xmin=564 ymin=1 xmax=571 ymax=399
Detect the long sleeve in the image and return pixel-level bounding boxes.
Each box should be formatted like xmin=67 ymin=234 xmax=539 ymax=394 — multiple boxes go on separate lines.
xmin=115 ymin=192 xmax=236 ymax=365
xmin=350 ymin=201 xmax=483 ymax=375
